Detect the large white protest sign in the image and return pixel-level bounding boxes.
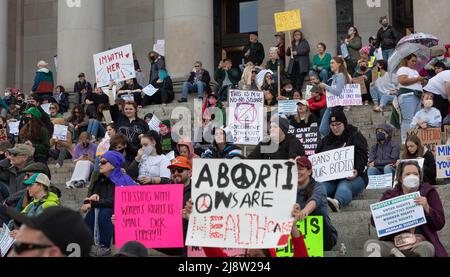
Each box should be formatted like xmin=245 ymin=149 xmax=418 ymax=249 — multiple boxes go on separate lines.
xmin=278 ymin=100 xmax=299 ymax=116
xmin=228 ymin=90 xmax=264 ymax=145
xmin=8 ymin=121 xmax=20 ymax=136
xmin=186 ymin=159 xmax=298 ymax=249
xmin=436 ymin=145 xmax=450 ymax=179
xmin=142 ymin=84 xmax=158 ymax=97
xmin=0 ymin=224 xmax=15 ymax=257
xmin=309 ymin=146 xmax=355 ymax=183
xmin=53 ymin=124 xmax=69 ymax=141
xmin=371 ymin=192 xmax=427 ymax=238
xmin=367 ymin=173 xmax=393 ymax=190
xmin=94 ymin=44 xmax=136 ymax=87
xmin=326 ymin=84 xmax=363 ymax=108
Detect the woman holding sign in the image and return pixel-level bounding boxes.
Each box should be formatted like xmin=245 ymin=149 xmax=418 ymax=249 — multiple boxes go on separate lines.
xmin=364 ymin=161 xmax=447 ymax=257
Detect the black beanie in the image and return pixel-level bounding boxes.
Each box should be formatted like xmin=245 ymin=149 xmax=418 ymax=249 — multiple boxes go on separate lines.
xmin=329 ymin=109 xmax=348 ymax=126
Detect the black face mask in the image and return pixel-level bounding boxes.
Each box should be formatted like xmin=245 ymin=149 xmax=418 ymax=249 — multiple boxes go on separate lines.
xmin=360 ymin=66 xmax=368 ymax=72
xmin=82 ymin=143 xmax=89 ymax=148
xmin=150 ymin=56 xmax=156 ymax=61
xmin=17 ymin=100 xmax=23 ymax=104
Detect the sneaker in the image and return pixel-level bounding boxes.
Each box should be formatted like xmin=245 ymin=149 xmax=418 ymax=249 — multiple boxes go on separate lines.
xmin=75 ymin=180 xmax=86 ymax=188
xmin=94 ymin=246 xmax=111 ymax=257
xmin=390 ymin=248 xmax=406 ymax=257
xmin=178 ymin=98 xmax=188 ymax=103
xmin=55 ymin=163 xmax=61 ymax=169
xmin=364 ymin=101 xmax=369 ymax=106
xmin=373 ymin=105 xmax=382 ymax=112
xmin=89 ymin=245 xmax=99 ymax=257
xmin=66 ymin=182 xmax=75 ymax=189
xmin=327 ymin=197 xmax=341 ymax=213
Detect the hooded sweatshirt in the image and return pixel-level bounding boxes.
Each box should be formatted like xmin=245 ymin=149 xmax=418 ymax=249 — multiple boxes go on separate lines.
xmin=176 ymin=140 xmax=200 ymax=161
xmin=369 ymin=123 xmax=400 ymax=168
xmin=22 ymin=192 xmax=61 ymax=217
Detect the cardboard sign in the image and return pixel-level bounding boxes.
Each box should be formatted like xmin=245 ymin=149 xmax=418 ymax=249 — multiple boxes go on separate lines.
xmin=274 ymin=10 xmax=302 ymax=33
xmin=52 ymin=124 xmax=68 ymax=141
xmin=278 ymin=100 xmax=299 ymax=116
xmin=7 ymin=122 xmax=19 ymax=136
xmin=367 ymin=173 xmax=393 ymax=190
xmin=436 ymin=145 xmax=450 ymax=179
xmin=228 ymin=90 xmax=264 ymax=145
xmin=288 ymin=127 xmax=321 ymax=156
xmin=371 ymin=192 xmax=427 ymax=238
xmin=186 ymin=159 xmax=298 ymax=249
xmin=309 ymin=146 xmax=355 ymax=183
xmin=94 ymin=44 xmax=136 ymax=87
xmin=352 ymin=76 xmax=368 ymax=95
xmin=326 ymin=84 xmax=363 ymax=108
xmin=275 ymin=216 xmax=324 ymax=258
xmin=407 ymin=128 xmax=441 ymax=155
xmin=114 ymin=185 xmax=184 ymax=249
xmin=0 ymin=224 xmax=15 ymax=257
xmin=0 ymin=129 xmax=7 ymax=142
xmin=142 ymin=84 xmax=158 ymax=97
xmin=187 ymin=247 xmax=245 ymax=258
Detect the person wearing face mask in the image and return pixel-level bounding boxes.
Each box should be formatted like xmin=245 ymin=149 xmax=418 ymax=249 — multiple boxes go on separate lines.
xmin=278 ymin=79 xmax=297 ymax=100
xmin=128 ymin=132 xmax=171 ymax=185
xmin=66 ymin=132 xmax=97 ymax=189
xmin=118 ymin=78 xmax=143 ymax=107
xmin=410 ymin=92 xmax=442 ymax=129
xmin=148 ymin=51 xmax=166 ymax=85
xmin=376 ymin=16 xmax=401 ymax=62
xmin=203 ymin=92 xmax=226 ymax=127
xmin=344 ymin=26 xmax=362 ymax=76
xmin=364 ymin=161 xmax=447 ymax=257
xmin=295 ymin=157 xmax=337 ymax=251
xmin=368 ymin=124 xmax=400 ymax=178
xmin=353 ymin=59 xmax=373 ymax=105
xmin=402 ymin=135 xmax=436 ymax=186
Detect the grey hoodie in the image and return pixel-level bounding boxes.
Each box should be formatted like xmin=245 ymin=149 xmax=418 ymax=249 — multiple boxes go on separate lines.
xmin=369 ymin=123 xmax=400 ymax=167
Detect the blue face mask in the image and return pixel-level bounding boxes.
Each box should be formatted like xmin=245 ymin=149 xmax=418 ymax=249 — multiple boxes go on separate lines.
xmin=376 ymin=132 xmax=386 ymax=142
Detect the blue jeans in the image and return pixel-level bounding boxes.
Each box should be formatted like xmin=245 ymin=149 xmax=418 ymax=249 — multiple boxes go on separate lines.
xmin=368 ymin=165 xmax=396 ymax=176
xmin=398 ymin=93 xmax=421 ymax=143
xmin=85 ymin=208 xmax=114 ymax=248
xmin=181 ymin=81 xmax=205 ymax=99
xmin=382 ymin=49 xmax=395 ymax=62
xmin=87 ymin=119 xmax=105 ymax=139
xmin=320 ymin=177 xmax=366 ymax=208
xmin=309 ymin=69 xmax=330 ymax=83
xmin=319 ymin=107 xmax=332 ymax=137
xmin=370 ymin=86 xmax=395 ymax=107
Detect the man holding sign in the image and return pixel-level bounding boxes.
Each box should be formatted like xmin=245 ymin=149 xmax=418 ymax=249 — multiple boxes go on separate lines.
xmin=364 ymin=161 xmax=447 ymax=257
xmin=312 ymin=110 xmax=368 ymax=212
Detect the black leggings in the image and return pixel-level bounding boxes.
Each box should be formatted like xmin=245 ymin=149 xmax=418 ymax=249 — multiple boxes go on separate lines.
xmin=291 ymin=61 xmax=307 ymax=91
xmin=143 ymin=89 xmax=174 ymax=106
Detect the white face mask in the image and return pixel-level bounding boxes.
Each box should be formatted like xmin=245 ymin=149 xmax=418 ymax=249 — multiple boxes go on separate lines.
xmin=143 ymin=145 xmax=154 ymax=156
xmin=403 ymin=175 xmax=420 ymax=190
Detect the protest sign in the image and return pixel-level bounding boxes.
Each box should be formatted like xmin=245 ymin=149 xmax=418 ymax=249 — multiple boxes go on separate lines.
xmin=53 ymin=124 xmax=68 ymax=141
xmin=326 ymin=84 xmax=363 ymax=108
xmin=120 ymin=94 xmax=135 ymax=103
xmin=288 ymin=126 xmax=321 ymax=156
xmin=41 ymin=103 xmax=51 ymax=115
xmin=309 ymin=146 xmax=355 ymax=182
xmin=94 ymin=44 xmax=136 ymax=87
xmin=275 ymin=216 xmax=324 ymax=257
xmin=187 ymin=247 xmax=245 ymax=258
xmin=142 ymin=84 xmax=158 ymax=97
xmin=148 ymin=115 xmax=162 ymax=133
xmin=444 ymin=125 xmax=450 ymax=144
xmin=8 ymin=121 xmax=20 ymax=136
xmin=274 ymin=10 xmax=302 ymax=33
xmin=407 ymin=128 xmax=441 ymax=155
xmin=228 ymin=90 xmax=264 ymax=145
xmin=0 ymin=224 xmax=15 ymax=257
xmin=103 ymin=110 xmax=113 ymax=124
xmin=370 ymin=192 xmax=426 ymax=238
xmin=0 ymin=129 xmax=7 ymax=142
xmin=304 ymin=85 xmax=313 ymax=100
xmin=278 ymin=100 xmax=299 ymax=116
xmin=186 ymin=159 xmax=298 ymax=249
xmin=367 ymin=173 xmax=393 ymax=190
xmin=153 ymin=40 xmax=165 ymax=56
xmin=352 ymin=76 xmax=368 ymax=95
xmin=436 ymin=145 xmax=450 ymax=179
xmin=114 ymin=185 xmax=184 ymax=249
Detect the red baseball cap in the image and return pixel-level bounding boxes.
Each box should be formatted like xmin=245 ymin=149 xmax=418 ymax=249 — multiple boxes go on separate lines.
xmin=296 ymin=157 xmax=312 ymax=170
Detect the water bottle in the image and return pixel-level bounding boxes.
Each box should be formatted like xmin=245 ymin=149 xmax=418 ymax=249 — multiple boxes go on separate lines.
xmin=338 ymin=243 xmax=347 ymax=257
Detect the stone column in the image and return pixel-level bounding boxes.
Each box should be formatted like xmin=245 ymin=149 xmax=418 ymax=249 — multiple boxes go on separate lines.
xmin=0 ymin=0 xmax=8 ymax=93
xmin=285 ymin=0 xmax=337 ymax=57
xmin=164 ymin=0 xmax=214 ymax=79
xmin=57 ymin=0 xmax=104 ymax=90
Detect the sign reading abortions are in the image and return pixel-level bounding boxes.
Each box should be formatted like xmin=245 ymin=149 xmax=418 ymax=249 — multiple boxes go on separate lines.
xmin=308 ymin=146 xmax=355 ymax=183
xmin=114 ymin=185 xmax=184 ymax=249
xmin=326 ymin=84 xmax=363 ymax=108
xmin=186 ymin=159 xmax=298 ymax=249
xmin=94 ymin=44 xmax=136 ymax=87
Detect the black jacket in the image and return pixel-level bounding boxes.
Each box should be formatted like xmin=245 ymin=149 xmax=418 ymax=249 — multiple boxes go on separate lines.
xmin=376 ymin=25 xmax=400 ymax=50
xmin=423 ymin=149 xmax=437 ymax=186
xmin=52 ymin=92 xmax=70 ymax=114
xmin=74 ymin=81 xmax=93 ymax=94
xmin=89 ymin=175 xmax=115 ymax=209
xmin=317 ymin=124 xmax=369 ymax=180
xmin=243 ymin=41 xmax=265 ymax=66
xmin=248 ymin=133 xmax=305 ymax=160
xmin=187 ymin=70 xmax=211 ymax=85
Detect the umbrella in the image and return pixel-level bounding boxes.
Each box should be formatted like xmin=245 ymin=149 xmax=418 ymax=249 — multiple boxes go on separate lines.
xmin=397 ymin=33 xmax=439 ymax=48
xmin=388 ymin=43 xmax=431 ymax=74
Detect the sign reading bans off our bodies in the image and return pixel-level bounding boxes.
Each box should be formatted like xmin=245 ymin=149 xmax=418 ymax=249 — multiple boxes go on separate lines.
xmin=186 ymin=159 xmax=298 ymax=249
xmin=308 ymin=146 xmax=355 ymax=183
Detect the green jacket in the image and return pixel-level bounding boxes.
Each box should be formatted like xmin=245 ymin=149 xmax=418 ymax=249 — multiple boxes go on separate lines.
xmin=22 ymin=192 xmax=61 ymax=217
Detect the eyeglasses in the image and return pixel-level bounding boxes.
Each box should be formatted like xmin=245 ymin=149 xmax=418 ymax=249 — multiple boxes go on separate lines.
xmin=330 ymin=122 xmax=343 ymax=128
xmin=12 ymin=242 xmax=52 ymax=255
xmin=99 ymin=160 xmax=109 ymax=165
xmin=171 ymin=168 xmax=187 ymax=174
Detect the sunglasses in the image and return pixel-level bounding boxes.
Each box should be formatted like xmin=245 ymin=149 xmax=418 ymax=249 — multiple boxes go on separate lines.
xmin=194 ymin=65 xmax=201 ymax=68
xmin=12 ymin=242 xmax=52 ymax=255
xmin=171 ymin=168 xmax=187 ymax=174
xmin=99 ymin=160 xmax=109 ymax=165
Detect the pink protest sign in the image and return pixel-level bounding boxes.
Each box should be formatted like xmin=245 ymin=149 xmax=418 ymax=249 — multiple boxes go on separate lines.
xmin=114 ymin=184 xmax=184 ymax=249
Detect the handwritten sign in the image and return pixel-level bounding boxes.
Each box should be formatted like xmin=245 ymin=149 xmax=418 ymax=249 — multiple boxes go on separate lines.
xmin=274 ymin=10 xmax=302 ymax=33
xmin=94 ymin=44 xmax=136 ymax=87
xmin=275 ymin=216 xmax=324 ymax=257
xmin=436 ymin=145 xmax=450 ymax=179
xmin=186 ymin=159 xmax=298 ymax=249
xmin=0 ymin=224 xmax=15 ymax=257
xmin=148 ymin=114 xmax=162 ymax=133
xmin=288 ymin=127 xmax=321 ymax=156
xmin=367 ymin=173 xmax=393 ymax=190
xmin=228 ymin=90 xmax=264 ymax=145
xmin=309 ymin=146 xmax=355 ymax=182
xmin=370 ymin=192 xmax=427 ymax=238
xmin=52 ymin=124 xmax=68 ymax=141
xmin=407 ymin=128 xmax=441 ymax=155
xmin=8 ymin=122 xmax=20 ymax=136
xmin=187 ymin=247 xmax=245 ymax=258
xmin=326 ymin=84 xmax=363 ymax=108
xmin=114 ymin=185 xmax=184 ymax=249
xmin=352 ymin=76 xmax=368 ymax=95
xmin=278 ymin=100 xmax=299 ymax=116
xmin=142 ymin=84 xmax=158 ymax=97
